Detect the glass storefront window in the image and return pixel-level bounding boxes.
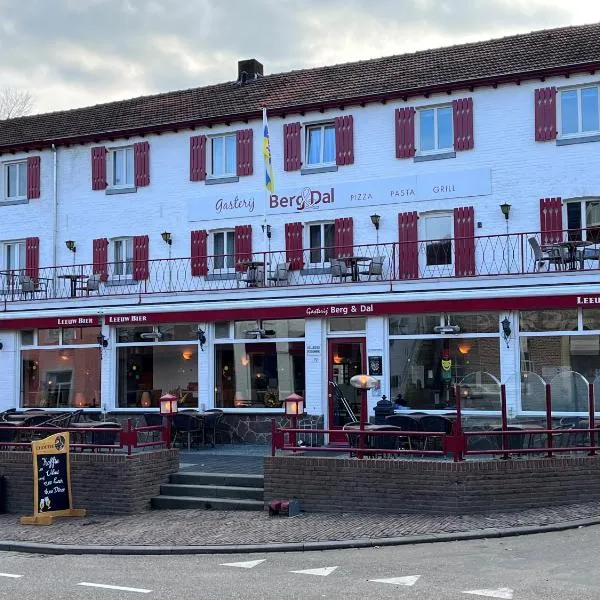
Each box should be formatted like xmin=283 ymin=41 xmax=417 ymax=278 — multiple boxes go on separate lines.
xmin=329 ymin=318 xmax=366 ymax=332
xmin=262 ymin=319 xmax=305 ymax=338
xmin=154 ymin=324 xmax=197 ymax=341
xmin=38 ymin=328 xmax=60 ymax=346
xmin=62 ymin=327 xmax=101 ymax=345
xmin=520 ymin=310 xmax=578 ymax=332
xmin=583 ymin=309 xmax=600 ymax=331
xmin=233 ymin=321 xmax=259 ymax=338
xmin=22 ymin=347 xmax=101 ymax=408
xmin=215 ymin=342 xmax=305 ymax=409
xmin=117 ymin=326 xmax=154 ymax=343
xmin=117 ymin=345 xmax=198 ymax=408
xmin=389 ymin=337 xmax=500 ymax=410
xmin=447 ymin=313 xmax=500 ymax=334
xmin=21 ymin=330 xmax=34 ymax=346
xmin=214 ymin=322 xmax=231 ymax=339
xmin=389 ymin=315 xmax=440 ymax=335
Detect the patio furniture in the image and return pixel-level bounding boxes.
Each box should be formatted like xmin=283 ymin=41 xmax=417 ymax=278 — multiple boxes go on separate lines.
xmin=19 ymin=274 xmax=48 ymax=298
xmin=331 ymin=259 xmax=351 ymax=282
xmin=359 ymin=256 xmax=384 ymax=280
xmin=237 ymin=262 xmax=265 ymax=287
xmin=267 ymin=262 xmax=290 ymax=286
xmin=419 ymin=415 xmax=453 ymax=450
xmin=77 ymin=273 xmax=101 ymax=295
xmin=528 ymin=237 xmax=567 ymax=271
xmin=384 ymin=414 xmax=423 ymax=449
xmin=172 ymin=413 xmax=204 ymax=450
xmin=202 ymin=409 xmax=224 ymax=446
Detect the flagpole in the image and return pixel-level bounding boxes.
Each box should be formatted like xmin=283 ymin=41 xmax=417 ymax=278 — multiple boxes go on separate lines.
xmin=262 ymin=107 xmax=275 ymax=280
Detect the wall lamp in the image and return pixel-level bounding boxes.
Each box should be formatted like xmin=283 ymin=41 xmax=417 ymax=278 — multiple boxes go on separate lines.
xmin=370 ymin=214 xmax=381 ymax=230
xmin=65 ymin=240 xmax=76 ymax=252
xmin=0 ymin=342 xmax=3 ymax=350
xmin=499 ymin=202 xmax=511 ymax=220
xmin=197 ymin=328 xmax=206 ymax=351
xmin=161 ymin=231 xmax=172 ymax=245
xmin=262 ymin=223 xmax=272 ymax=239
xmin=97 ymin=333 xmax=108 ymax=348
xmin=501 ymin=316 xmax=512 ymax=348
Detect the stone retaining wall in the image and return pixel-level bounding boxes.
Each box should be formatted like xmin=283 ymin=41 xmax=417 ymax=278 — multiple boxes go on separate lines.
xmin=264 ymin=455 xmax=600 ymax=514
xmin=0 ymin=449 xmax=179 ymax=515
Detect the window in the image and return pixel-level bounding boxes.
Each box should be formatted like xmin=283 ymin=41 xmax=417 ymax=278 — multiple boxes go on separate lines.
xmin=212 ymin=230 xmax=235 ymax=270
xmin=566 ymin=198 xmax=600 ymax=243
xmin=113 ymin=238 xmax=134 ymax=277
xmin=418 ymin=106 xmax=453 ymax=153
xmin=306 ymin=123 xmax=335 ymax=166
xmin=560 ymin=86 xmax=600 ymax=136
xmin=5 ymin=161 xmax=27 ymax=199
xmin=3 ymin=240 xmax=25 ymax=273
xmin=422 ymin=214 xmax=452 ymax=266
xmin=108 ymin=147 xmax=134 ymax=187
xmin=308 ymin=222 xmax=335 ymax=264
xmin=210 ymin=135 xmax=236 ymax=177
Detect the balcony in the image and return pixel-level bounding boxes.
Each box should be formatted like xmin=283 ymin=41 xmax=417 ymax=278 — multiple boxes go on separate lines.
xmin=1 ymin=230 xmax=598 ymax=304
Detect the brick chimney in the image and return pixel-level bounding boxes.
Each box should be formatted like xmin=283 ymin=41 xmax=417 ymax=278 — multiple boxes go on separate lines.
xmin=238 ymin=59 xmax=263 ymax=83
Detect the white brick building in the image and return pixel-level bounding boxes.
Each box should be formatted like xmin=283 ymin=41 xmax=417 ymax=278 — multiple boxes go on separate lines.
xmin=1 ymin=24 xmax=600 ymax=441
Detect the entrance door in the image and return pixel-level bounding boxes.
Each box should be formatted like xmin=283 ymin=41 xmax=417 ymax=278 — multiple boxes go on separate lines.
xmin=327 ymin=338 xmax=366 ymax=443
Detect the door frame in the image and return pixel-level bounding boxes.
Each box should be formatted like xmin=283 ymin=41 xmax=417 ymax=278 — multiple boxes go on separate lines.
xmin=327 ymin=337 xmax=367 ymax=442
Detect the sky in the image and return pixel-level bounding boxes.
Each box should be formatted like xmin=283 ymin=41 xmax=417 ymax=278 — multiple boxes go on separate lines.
xmin=0 ymin=0 xmax=599 ymax=115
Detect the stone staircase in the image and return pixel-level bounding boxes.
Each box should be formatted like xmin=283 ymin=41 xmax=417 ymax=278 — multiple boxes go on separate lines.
xmin=151 ymin=471 xmax=264 ymax=511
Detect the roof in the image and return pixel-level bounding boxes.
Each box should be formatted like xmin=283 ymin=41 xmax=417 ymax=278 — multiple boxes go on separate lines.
xmin=2 ymin=22 xmax=600 ymax=152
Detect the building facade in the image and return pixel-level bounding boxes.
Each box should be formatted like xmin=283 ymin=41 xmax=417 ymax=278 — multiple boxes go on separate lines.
xmin=1 ymin=24 xmax=600 ymax=440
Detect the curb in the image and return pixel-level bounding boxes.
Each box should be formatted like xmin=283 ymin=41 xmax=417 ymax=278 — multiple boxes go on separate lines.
xmin=0 ymin=515 xmax=599 ymax=555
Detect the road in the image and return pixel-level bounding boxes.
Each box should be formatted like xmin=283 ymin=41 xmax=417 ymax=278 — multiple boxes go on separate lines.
xmin=0 ymin=526 xmax=599 ymax=599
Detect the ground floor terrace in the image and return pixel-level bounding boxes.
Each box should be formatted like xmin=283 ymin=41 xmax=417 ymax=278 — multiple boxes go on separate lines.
xmin=0 ymin=284 xmax=599 ymax=442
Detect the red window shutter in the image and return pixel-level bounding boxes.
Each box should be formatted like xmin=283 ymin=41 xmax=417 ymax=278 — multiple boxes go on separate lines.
xmin=190 ymin=135 xmax=207 ymax=181
xmin=92 ymin=238 xmax=109 ymax=282
xmin=452 ymin=98 xmax=474 ymax=151
xmin=534 ymin=87 xmax=557 ymax=141
xmin=395 ymin=108 xmax=416 ymax=158
xmin=191 ymin=230 xmax=208 ymax=276
xmin=25 ymin=236 xmax=40 ymax=282
xmin=133 ymin=235 xmax=150 ymax=281
xmin=91 ymin=146 xmax=107 ymax=190
xmin=335 ymin=115 xmax=354 ymax=166
xmin=540 ymin=197 xmax=563 ymax=244
xmin=134 ymin=141 xmax=150 ymax=187
xmin=334 ymin=217 xmax=353 ymax=258
xmin=283 ymin=122 xmax=302 ymax=171
xmin=234 ymin=225 xmax=252 ymax=271
xmin=285 ymin=222 xmax=304 ymax=270
xmin=398 ymin=212 xmax=418 ymax=280
xmin=236 ymin=129 xmax=254 ymax=176
xmin=27 ymin=156 xmax=41 ymax=199
xmin=454 ymin=207 xmax=475 ymax=277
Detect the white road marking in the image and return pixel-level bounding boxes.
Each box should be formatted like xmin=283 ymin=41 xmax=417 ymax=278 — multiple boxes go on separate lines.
xmin=290 ymin=566 xmax=338 ymax=577
xmin=0 ymin=573 xmax=23 ymax=579
xmin=220 ymin=559 xmax=266 ymax=569
xmin=463 ymin=588 xmax=514 ymax=599
xmin=369 ymin=575 xmax=421 ymax=586
xmin=77 ymin=582 xmax=152 ymax=594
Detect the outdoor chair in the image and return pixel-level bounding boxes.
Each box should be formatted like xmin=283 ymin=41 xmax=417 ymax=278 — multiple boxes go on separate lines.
xmin=420 ymin=415 xmax=453 ymax=450
xmin=490 ymin=426 xmax=528 ymax=452
xmin=77 ymin=273 xmax=101 ymax=295
xmin=90 ymin=422 xmax=121 ymax=450
xmin=0 ymin=422 xmax=17 ymax=445
xmin=267 ymin=262 xmax=291 ymax=286
xmin=579 ymin=246 xmax=600 ymax=269
xmin=359 ymin=256 xmax=384 ymax=280
xmin=369 ymin=426 xmax=403 ymax=457
xmin=330 ymin=259 xmax=351 ymax=282
xmin=384 ymin=415 xmax=423 ymax=450
xmin=238 ymin=266 xmax=264 ymax=288
xmin=144 ymin=413 xmax=164 ymax=427
xmin=172 ymin=413 xmax=204 ymax=450
xmin=202 ymin=409 xmax=224 ymax=446
xmin=528 ymin=237 xmax=567 ymax=272
xmin=19 ymin=274 xmax=48 ymax=298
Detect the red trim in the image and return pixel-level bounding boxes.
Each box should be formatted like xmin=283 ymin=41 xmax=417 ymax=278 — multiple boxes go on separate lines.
xmin=190 ymin=135 xmax=207 ymax=181
xmin=285 ymin=222 xmax=304 ymax=270
xmin=334 ymin=217 xmax=353 ymax=258
xmin=234 ymin=225 xmax=252 ymax=271
xmin=2 ymin=293 xmax=598 ymax=330
xmin=534 ymin=87 xmax=557 ymax=141
xmin=540 ymin=197 xmax=563 ymax=244
xmin=190 ymin=229 xmax=208 ymax=276
xmin=133 ymin=235 xmax=150 ymax=281
xmin=335 ymin=115 xmax=354 ymax=165
xmin=92 ymin=238 xmax=109 ymax=282
xmin=236 ymin=129 xmax=253 ymax=176
xmin=25 ymin=237 xmax=39 ymax=282
xmin=395 ymin=108 xmax=416 ymax=158
xmin=452 ymin=97 xmax=474 ymax=151
xmin=91 ymin=146 xmax=107 ymax=190
xmin=398 ymin=211 xmax=419 ymax=279
xmin=134 ymin=141 xmax=150 ymax=186
xmin=283 ymin=122 xmax=302 ymax=171
xmin=27 ymin=156 xmax=40 ymax=199
xmin=454 ymin=206 xmax=475 ymax=276
xmin=3 ymin=61 xmax=599 ymax=155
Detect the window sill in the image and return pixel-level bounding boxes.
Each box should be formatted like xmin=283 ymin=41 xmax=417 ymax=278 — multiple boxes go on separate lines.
xmin=105 ymin=277 xmax=136 ymax=287
xmin=206 ymin=272 xmax=237 ymax=281
xmin=0 ymin=198 xmax=29 ymax=206
xmin=556 ymin=133 xmax=600 ymax=146
xmin=301 ymin=165 xmax=338 ymax=175
xmin=301 ymin=266 xmax=332 ymax=275
xmin=414 ymin=151 xmax=456 ymax=163
xmin=106 ymin=186 xmax=137 ymax=195
xmin=206 ymin=176 xmax=239 ymax=185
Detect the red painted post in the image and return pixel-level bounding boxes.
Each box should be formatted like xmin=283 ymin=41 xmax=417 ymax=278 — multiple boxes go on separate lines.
xmin=589 ymin=382 xmax=596 ymax=456
xmin=500 ymin=384 xmax=509 ymax=460
xmin=545 ymin=383 xmax=553 ymax=458
xmin=357 ymin=391 xmax=367 ymax=460
xmin=271 ymin=418 xmax=276 ymax=457
xmin=290 ymin=414 xmax=298 ymax=453
xmin=165 ymin=415 xmax=172 ymax=450
xmin=127 ymin=418 xmax=133 ymax=456
xmin=452 ymin=384 xmax=464 ymax=462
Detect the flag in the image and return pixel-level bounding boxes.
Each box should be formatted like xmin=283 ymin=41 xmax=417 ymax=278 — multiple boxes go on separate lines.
xmin=262 ymin=108 xmax=275 ymax=193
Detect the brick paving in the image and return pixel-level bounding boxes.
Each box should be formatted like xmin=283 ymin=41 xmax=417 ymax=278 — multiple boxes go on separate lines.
xmin=3 ymin=501 xmax=600 ymax=547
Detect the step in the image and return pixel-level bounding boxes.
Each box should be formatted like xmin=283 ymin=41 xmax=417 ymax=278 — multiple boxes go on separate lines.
xmin=159 ymin=483 xmax=264 ymax=501
xmin=151 ymin=495 xmax=264 ymax=511
xmin=170 ymin=472 xmax=264 ymax=488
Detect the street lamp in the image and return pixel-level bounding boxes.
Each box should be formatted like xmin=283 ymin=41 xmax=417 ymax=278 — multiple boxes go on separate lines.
xmin=350 ymin=374 xmax=378 ymax=457
xmin=285 ymin=393 xmax=304 ymax=450
xmin=160 ymin=393 xmax=178 ymax=449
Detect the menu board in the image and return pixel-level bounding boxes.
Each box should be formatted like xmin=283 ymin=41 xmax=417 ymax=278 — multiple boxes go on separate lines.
xmin=20 ymin=432 xmax=86 ymax=526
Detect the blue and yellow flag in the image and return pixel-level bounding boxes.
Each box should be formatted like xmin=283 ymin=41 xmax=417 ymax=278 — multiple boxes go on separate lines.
xmin=262 ymin=108 xmax=275 ymax=193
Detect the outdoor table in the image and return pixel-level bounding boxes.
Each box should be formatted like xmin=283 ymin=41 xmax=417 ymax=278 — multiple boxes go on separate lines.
xmin=57 ymin=273 xmax=88 ymax=298
xmin=344 ymin=256 xmax=371 ymax=282
xmin=237 ymin=261 xmax=265 ymax=287
xmin=550 ymin=240 xmax=592 ymax=270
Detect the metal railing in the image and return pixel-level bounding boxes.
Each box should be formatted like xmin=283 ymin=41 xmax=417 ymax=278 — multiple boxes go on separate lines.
xmin=2 ymin=229 xmax=598 ymax=302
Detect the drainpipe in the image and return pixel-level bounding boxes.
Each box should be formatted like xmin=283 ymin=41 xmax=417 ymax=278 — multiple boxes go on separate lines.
xmin=51 ymin=143 xmax=58 ymax=295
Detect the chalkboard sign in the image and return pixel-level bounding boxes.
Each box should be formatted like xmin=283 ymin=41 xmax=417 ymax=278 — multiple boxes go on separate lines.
xmin=20 ymin=432 xmax=86 ymax=526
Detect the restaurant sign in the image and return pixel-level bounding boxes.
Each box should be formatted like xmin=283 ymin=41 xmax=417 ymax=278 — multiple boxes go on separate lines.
xmin=576 ymin=296 xmax=600 ymax=305
xmin=187 ymin=167 xmax=492 ymax=221
xmin=305 ymin=303 xmax=376 ymax=317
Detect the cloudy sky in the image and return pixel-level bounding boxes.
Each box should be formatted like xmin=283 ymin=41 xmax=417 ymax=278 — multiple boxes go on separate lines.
xmin=1 ymin=0 xmax=599 ymax=115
